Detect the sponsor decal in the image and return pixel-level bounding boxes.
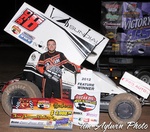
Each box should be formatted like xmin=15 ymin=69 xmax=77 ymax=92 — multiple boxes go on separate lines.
xmin=19 ymin=32 xmax=35 ymax=44
xmin=55 ymin=118 xmax=70 ymax=126
xmin=74 ymin=93 xmax=97 ymax=112
xmin=120 ymin=72 xmax=150 ymax=98
xmin=30 ymin=53 xmax=36 ymax=61
xmin=15 ymin=8 xmax=45 ymax=31
xmin=15 ymin=98 xmax=33 ymax=109
xmin=105 ymin=3 xmax=120 ymax=12
xmin=123 ymin=3 xmax=140 ymax=18
xmin=121 ymin=77 xmax=150 ymax=95
xmin=106 ymin=13 xmax=119 ymax=21
xmin=86 ymin=113 xmax=97 ymax=117
xmin=103 ymin=22 xmax=121 ymax=27
xmin=37 ymin=100 xmax=50 ymax=109
xmin=11 ymin=25 xmax=21 ymax=34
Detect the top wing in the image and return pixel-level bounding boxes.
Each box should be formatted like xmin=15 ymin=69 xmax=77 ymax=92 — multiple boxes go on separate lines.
xmin=4 ymin=2 xmax=108 ymax=65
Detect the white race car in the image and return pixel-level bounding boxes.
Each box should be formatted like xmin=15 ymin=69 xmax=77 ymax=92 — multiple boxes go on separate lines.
xmin=1 ymin=2 xmax=150 ymax=125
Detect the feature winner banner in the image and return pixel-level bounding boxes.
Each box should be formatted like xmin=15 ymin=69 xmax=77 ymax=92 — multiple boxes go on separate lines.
xmin=4 ymin=2 xmax=109 ymax=65
xmin=71 ymin=69 xmax=100 ymax=126
xmin=10 ymin=98 xmax=73 ymax=130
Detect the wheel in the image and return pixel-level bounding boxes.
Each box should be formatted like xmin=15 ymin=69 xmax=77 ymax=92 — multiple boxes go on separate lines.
xmin=1 ymin=80 xmax=42 ymax=116
xmin=108 ymin=93 xmax=142 ymax=125
xmin=136 ymin=71 xmax=150 ymax=85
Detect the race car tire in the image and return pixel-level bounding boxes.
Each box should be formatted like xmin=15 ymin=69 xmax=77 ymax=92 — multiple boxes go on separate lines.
xmin=1 ymin=80 xmax=42 ymax=116
xmin=136 ymin=71 xmax=150 ymax=85
xmin=108 ymin=93 xmax=142 ymax=125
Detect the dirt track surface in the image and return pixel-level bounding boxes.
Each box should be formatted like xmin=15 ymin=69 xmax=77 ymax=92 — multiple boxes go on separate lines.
xmin=0 ymin=47 xmax=150 ymax=132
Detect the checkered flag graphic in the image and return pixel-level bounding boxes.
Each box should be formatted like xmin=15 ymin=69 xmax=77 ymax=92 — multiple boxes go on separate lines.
xmin=29 ymin=100 xmax=34 ymax=110
xmin=126 ymin=41 xmax=135 ymax=53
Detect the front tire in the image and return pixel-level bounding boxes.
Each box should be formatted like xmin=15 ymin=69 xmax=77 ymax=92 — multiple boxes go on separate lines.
xmin=1 ymin=80 xmax=42 ymax=116
xmin=108 ymin=93 xmax=142 ymax=125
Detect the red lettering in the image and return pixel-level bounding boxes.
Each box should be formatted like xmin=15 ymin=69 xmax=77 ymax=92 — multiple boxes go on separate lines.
xmin=15 ymin=9 xmax=33 ymax=25
xmin=15 ymin=9 xmax=45 ymax=31
xmin=22 ymin=15 xmax=39 ymax=31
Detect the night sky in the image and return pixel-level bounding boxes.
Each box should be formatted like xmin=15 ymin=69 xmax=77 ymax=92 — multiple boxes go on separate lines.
xmin=1 ymin=0 xmax=101 ymax=36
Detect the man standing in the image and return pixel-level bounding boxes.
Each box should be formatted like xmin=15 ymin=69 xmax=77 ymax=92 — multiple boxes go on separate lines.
xmin=36 ymin=39 xmax=80 ymax=98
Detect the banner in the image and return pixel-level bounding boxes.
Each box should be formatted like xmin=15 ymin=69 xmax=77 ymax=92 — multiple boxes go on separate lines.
xmin=71 ymin=69 xmax=100 ymax=126
xmin=10 ymin=98 xmax=74 ymax=130
xmin=101 ymin=2 xmax=150 ymax=56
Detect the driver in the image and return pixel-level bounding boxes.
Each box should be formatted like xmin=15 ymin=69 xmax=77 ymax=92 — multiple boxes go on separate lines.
xmin=36 ymin=39 xmax=80 ymax=98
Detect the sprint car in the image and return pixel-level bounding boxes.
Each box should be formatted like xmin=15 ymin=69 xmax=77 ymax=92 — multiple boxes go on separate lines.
xmin=1 ymin=2 xmax=150 ymax=125
xmin=1 ymin=51 xmax=150 ymax=125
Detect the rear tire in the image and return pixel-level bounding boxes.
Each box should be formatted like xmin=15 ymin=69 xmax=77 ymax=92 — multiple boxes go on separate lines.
xmin=108 ymin=93 xmax=142 ymax=125
xmin=136 ymin=71 xmax=150 ymax=85
xmin=1 ymin=80 xmax=42 ymax=116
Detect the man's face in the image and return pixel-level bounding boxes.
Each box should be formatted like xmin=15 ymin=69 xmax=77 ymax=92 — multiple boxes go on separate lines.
xmin=47 ymin=41 xmax=56 ymax=53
